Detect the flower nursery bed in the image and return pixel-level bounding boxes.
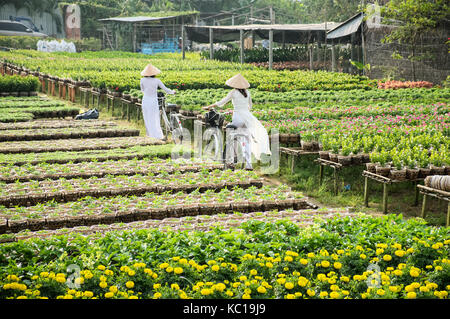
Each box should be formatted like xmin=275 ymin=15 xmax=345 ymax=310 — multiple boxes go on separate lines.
xmin=0 ymin=214 xmax=448 ymax=299
xmin=0 ymin=119 xmax=117 ymax=131
xmin=0 ymin=106 xmax=81 ymax=123
xmin=0 ymin=136 xmax=165 ymax=155
xmin=7 ymin=208 xmax=354 ymax=242
xmin=0 ymin=169 xmax=262 ymax=208
xmin=0 ymin=159 xmax=224 ymax=183
xmin=0 ymin=127 xmax=140 ymax=142
xmin=0 ymin=184 xmax=309 ymax=233
xmin=0 ymin=144 xmax=179 ymax=166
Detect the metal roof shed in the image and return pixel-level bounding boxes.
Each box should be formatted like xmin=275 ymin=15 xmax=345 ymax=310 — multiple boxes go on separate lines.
xmin=326 ymin=13 xmax=364 ymax=44
xmin=99 ymin=12 xmax=198 ymax=53
xmin=185 ymin=22 xmax=338 ymax=70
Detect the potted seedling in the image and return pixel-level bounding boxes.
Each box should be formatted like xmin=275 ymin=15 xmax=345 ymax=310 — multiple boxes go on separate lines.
xmin=374 ymin=151 xmax=391 ymax=177
xmin=389 ymin=155 xmax=406 ymax=181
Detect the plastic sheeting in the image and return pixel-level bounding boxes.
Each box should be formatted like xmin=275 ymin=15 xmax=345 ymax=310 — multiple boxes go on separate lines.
xmin=37 ymin=39 xmax=76 ymax=53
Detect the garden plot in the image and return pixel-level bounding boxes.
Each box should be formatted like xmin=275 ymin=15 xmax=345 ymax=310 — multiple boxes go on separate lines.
xmin=0 ymin=126 xmax=140 ymax=142
xmin=0 ymin=158 xmax=224 ymax=183
xmin=0 ymin=119 xmax=117 ymax=131
xmin=0 ymin=168 xmax=262 ymax=208
xmin=0 ymin=184 xmax=313 ymax=234
xmin=8 ymin=207 xmax=361 ymax=242
xmin=0 ymin=136 xmax=165 ymax=155
xmin=0 ymin=144 xmax=177 ymax=166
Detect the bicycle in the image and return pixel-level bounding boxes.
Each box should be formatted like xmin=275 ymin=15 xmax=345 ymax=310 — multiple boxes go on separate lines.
xmin=203 ymin=109 xmax=253 ymax=170
xmin=158 ymin=91 xmax=183 ymax=144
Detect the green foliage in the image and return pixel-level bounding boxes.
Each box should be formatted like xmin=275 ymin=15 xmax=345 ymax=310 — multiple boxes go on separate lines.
xmin=0 ymin=75 xmax=39 ymax=93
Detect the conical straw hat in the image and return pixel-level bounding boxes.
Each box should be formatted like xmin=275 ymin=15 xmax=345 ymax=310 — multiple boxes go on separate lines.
xmin=225 ymin=73 xmax=250 ymax=89
xmin=141 ymin=64 xmax=161 ymax=77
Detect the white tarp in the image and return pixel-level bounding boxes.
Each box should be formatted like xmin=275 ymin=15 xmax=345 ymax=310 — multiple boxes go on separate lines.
xmin=37 ymin=39 xmax=76 ymax=53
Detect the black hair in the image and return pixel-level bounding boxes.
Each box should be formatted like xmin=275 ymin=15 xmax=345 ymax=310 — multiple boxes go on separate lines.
xmin=237 ymin=88 xmax=248 ymax=98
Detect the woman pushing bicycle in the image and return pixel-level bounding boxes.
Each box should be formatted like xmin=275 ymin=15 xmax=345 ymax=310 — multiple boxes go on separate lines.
xmin=203 ymin=73 xmax=271 ymax=169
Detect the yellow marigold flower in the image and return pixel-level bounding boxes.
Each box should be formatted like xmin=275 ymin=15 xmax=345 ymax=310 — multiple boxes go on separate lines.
xmin=171 ymin=283 xmax=180 ymax=290
xmin=419 ymin=286 xmax=429 ymax=293
xmin=340 ymin=276 xmax=350 ymax=282
xmin=215 ymin=283 xmax=226 ymax=292
xmin=307 ymin=289 xmax=315 ymax=297
xmin=242 ymin=293 xmax=251 ymax=299
xmin=128 ymin=295 xmax=138 ymax=299
xmin=284 ymin=256 xmax=293 ymax=262
xmin=211 ymin=265 xmax=220 ymax=272
xmin=376 ymin=289 xmax=385 ymax=296
xmin=249 ymin=269 xmax=257 ymax=276
xmin=317 ymin=274 xmax=327 ymax=281
xmin=285 ymin=294 xmax=295 ymax=299
xmin=55 ymin=276 xmax=66 ymax=284
xmin=83 ymin=291 xmax=94 ymax=298
xmin=299 ymin=258 xmax=308 ymax=265
xmin=127 ymin=270 xmax=136 ymax=276
xmin=321 ymin=260 xmax=330 ymax=268
xmin=40 ymin=272 xmax=49 ymax=278
xmin=298 ymin=277 xmax=309 ymax=287
xmin=360 ymin=254 xmax=367 ymax=259
xmin=330 ymin=284 xmax=339 ymax=291
xmin=226 ymin=290 xmax=233 ymax=297
xmin=319 ymin=291 xmax=328 ymax=298
xmin=84 ymin=272 xmax=93 ymax=280
xmin=333 ymin=262 xmax=342 ymax=270
xmin=104 ymin=270 xmax=113 ymax=276
xmin=265 ymin=262 xmax=273 ymax=268
xmin=153 ymin=292 xmax=162 ymax=299
xmin=207 ymin=260 xmax=216 ymax=265
xmin=285 ymin=282 xmax=294 ymax=290
xmin=239 ymin=276 xmax=247 ymax=281
xmin=383 ymin=255 xmax=392 ymax=262
xmin=104 ymin=292 xmax=114 ymax=298
xmin=109 ymin=286 xmax=118 ymax=293
xmin=257 ymin=286 xmax=267 ymax=294
xmin=174 ymin=267 xmax=183 ymax=275
xmin=200 ymin=288 xmax=211 ymax=296
xmin=166 ymin=267 xmax=173 ymax=273
xmin=389 ymin=286 xmax=399 ymax=293
xmin=435 ymin=266 xmax=443 ymax=271
xmin=244 ymin=288 xmax=251 ymax=295
xmin=97 ymin=265 xmax=106 ymax=271
xmin=405 ymin=285 xmax=414 ymax=292
xmin=330 ymin=291 xmax=340 ymax=299
xmin=277 ymin=278 xmax=286 ymax=285
xmin=74 ymin=277 xmax=84 ymax=285
xmin=409 ymin=268 xmax=420 ymax=277
xmin=159 ymin=263 xmax=169 ymax=269
xmin=406 ymin=292 xmax=416 ymax=299
xmin=126 ymin=281 xmax=135 ymax=289
xmin=307 ymin=252 xmax=315 ymax=258
xmin=99 ymin=281 xmax=108 ymax=289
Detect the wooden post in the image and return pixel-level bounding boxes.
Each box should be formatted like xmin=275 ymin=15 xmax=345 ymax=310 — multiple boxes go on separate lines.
xmin=309 ymin=44 xmax=313 ymax=70
xmin=319 ymin=164 xmax=324 ymax=186
xmin=421 ymin=194 xmax=427 ymax=219
xmin=240 ymin=29 xmax=244 ymax=64
xmin=331 ymin=44 xmax=336 ymax=72
xmin=364 ymin=176 xmax=369 ymax=207
xmin=382 ymin=183 xmax=388 ymax=214
xmin=181 ymin=24 xmax=186 ymax=60
xmin=269 ymin=29 xmax=273 ymax=70
xmin=414 ymin=181 xmax=419 ymax=206
xmin=133 ymin=23 xmax=137 ymax=52
xmin=209 ymin=27 xmax=214 ymax=60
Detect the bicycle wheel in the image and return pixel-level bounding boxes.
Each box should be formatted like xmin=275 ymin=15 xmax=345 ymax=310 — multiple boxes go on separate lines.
xmin=160 ymin=108 xmax=171 ymax=139
xmin=170 ymin=114 xmax=183 ymax=144
xmin=204 ymin=128 xmax=222 ymax=162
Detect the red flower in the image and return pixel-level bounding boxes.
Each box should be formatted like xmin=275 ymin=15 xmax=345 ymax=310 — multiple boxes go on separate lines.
xmin=115 ymin=86 xmax=119 ymax=91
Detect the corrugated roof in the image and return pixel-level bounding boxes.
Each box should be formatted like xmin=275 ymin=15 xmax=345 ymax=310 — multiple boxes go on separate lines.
xmin=327 ymin=13 xmax=363 ymax=40
xmin=193 ymin=22 xmax=340 ymax=31
xmin=99 ymin=12 xmax=198 ymax=23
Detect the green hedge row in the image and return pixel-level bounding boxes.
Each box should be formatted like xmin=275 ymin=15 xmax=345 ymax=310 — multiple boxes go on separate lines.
xmin=0 ymin=75 xmax=39 ymax=93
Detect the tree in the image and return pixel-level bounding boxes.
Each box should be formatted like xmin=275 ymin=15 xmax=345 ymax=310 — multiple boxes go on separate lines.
xmin=380 ymin=0 xmax=449 ymax=80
